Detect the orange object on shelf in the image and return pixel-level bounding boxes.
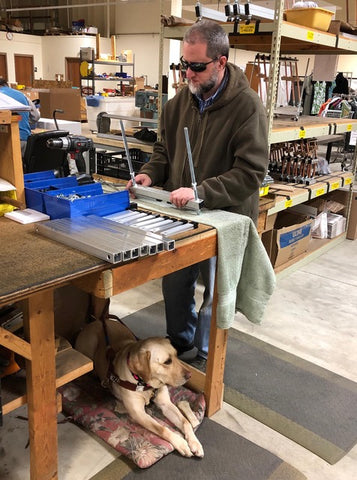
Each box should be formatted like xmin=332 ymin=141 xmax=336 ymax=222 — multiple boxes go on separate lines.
xmin=0 ymin=347 xmax=21 ymax=378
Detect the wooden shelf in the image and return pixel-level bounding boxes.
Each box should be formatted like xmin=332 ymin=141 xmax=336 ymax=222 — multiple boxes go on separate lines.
xmin=163 ymin=21 xmax=357 ymax=55
xmin=266 ymin=172 xmax=354 ymax=215
xmin=275 ymin=232 xmax=346 ymax=277
xmin=271 ymin=117 xmax=357 ymax=144
xmin=1 ymin=348 xmax=93 ymax=415
xmin=92 ymin=61 xmax=134 ymax=67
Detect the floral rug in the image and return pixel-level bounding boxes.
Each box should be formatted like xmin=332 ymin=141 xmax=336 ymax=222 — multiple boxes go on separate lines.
xmin=59 ymin=374 xmax=205 ymax=469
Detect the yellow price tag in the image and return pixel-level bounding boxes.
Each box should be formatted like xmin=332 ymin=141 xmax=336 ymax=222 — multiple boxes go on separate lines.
xmin=315 ymin=188 xmax=325 ymax=197
xmin=345 ymin=177 xmax=352 ymax=185
xmin=299 ymin=129 xmax=306 ymax=139
xmin=330 ymin=181 xmax=340 ymax=190
xmin=306 ymin=31 xmax=314 ymax=41
xmin=239 ymin=24 xmax=256 ymax=34
xmin=346 ymin=124 xmax=352 ymax=132
xmin=285 ymin=199 xmax=293 ymax=208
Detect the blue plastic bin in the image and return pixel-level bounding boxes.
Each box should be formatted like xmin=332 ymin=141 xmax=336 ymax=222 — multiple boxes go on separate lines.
xmin=43 ymin=184 xmax=130 ymax=219
xmin=24 ymin=170 xmax=57 ymax=183
xmin=25 ymin=177 xmax=78 ymax=212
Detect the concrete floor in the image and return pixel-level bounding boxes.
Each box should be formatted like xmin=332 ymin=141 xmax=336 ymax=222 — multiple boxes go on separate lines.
xmin=1 ymin=236 xmax=356 ymax=479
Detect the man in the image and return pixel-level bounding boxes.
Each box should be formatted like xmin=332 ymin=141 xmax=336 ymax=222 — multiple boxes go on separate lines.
xmin=0 ymin=78 xmax=40 ymax=157
xmin=127 ymin=20 xmax=269 ymax=370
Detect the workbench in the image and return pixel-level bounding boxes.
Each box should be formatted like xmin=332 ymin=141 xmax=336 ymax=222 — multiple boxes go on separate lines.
xmin=0 ymin=216 xmax=223 ymax=480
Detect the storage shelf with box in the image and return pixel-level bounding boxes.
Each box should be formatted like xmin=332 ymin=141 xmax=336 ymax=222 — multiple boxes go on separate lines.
xmin=80 ymin=47 xmax=135 ymax=97
xmin=160 ymin=1 xmax=356 ymax=273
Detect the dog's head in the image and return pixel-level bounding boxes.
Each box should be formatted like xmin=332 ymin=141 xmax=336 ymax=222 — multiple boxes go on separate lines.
xmin=126 ymin=337 xmax=191 ymax=389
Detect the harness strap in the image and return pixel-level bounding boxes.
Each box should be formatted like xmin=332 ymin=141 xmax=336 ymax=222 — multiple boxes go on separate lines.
xmin=96 ymin=299 xmax=151 ymax=392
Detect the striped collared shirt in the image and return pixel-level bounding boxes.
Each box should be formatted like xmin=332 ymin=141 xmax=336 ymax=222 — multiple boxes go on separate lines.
xmin=195 ymin=69 xmax=229 ymax=113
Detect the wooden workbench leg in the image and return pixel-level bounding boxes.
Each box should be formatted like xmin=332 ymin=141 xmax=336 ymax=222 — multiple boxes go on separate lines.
xmin=23 ymin=290 xmax=58 ymax=480
xmin=204 ymin=287 xmax=228 ymax=417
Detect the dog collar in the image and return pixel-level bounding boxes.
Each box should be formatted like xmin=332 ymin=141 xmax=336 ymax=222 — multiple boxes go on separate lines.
xmin=108 ymin=371 xmax=152 ymax=392
xmin=127 ymin=352 xmax=152 ymax=391
xmin=106 ymin=352 xmax=152 ymax=392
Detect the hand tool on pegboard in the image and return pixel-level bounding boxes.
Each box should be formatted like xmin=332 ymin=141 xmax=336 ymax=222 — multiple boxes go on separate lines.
xmin=256 ymin=54 xmax=263 ymax=100
xmin=170 ymin=63 xmax=180 ymax=94
xmin=283 ymin=57 xmax=290 ymax=106
xmin=293 ymin=58 xmax=310 ymax=121
xmin=293 ymin=58 xmax=301 ymax=106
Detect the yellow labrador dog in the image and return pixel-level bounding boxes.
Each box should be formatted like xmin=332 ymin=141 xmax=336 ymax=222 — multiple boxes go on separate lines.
xmin=75 ymin=318 xmax=204 ymax=458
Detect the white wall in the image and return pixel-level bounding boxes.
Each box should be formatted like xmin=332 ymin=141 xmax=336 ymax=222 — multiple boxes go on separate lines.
xmin=0 ymin=31 xmax=42 ymax=83
xmin=337 ymin=55 xmax=357 ymax=78
xmin=41 ymin=35 xmax=96 ymax=80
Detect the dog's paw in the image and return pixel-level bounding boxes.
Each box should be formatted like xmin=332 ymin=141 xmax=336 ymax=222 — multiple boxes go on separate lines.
xmin=171 ymin=434 xmax=194 ymax=457
xmin=189 ymin=438 xmax=204 ymax=458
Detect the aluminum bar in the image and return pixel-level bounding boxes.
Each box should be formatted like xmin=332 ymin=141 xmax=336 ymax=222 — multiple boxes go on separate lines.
xmin=135 ymin=219 xmax=175 ymax=230
xmin=36 ymin=221 xmax=122 ymax=264
xmin=130 ymin=185 xmax=203 ymax=213
xmin=106 ymin=209 xmax=197 ymax=237
xmin=58 ymin=216 xmax=147 ymax=256
xmin=198 ymin=4 xmax=273 ymax=21
xmin=95 ymin=216 xmax=173 ymax=251
xmin=120 ymin=119 xmax=137 ymax=187
xmin=160 ymin=223 xmax=195 ymax=236
xmin=183 ymin=126 xmax=199 ymax=202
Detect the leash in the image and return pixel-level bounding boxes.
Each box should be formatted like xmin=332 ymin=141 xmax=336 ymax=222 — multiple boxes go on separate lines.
xmin=96 ymin=299 xmax=152 ymax=392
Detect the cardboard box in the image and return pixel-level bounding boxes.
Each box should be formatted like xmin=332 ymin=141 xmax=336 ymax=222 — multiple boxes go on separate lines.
xmin=324 ymin=187 xmax=357 ymax=240
xmin=327 ymin=213 xmax=346 ymax=238
xmin=37 ymin=118 xmax=82 ymax=135
xmin=346 ymin=191 xmax=357 ymax=240
xmin=262 ymin=211 xmax=313 ymax=268
xmin=39 ymin=88 xmax=82 ymax=122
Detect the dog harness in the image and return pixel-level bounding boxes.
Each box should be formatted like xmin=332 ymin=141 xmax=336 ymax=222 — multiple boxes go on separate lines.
xmin=97 ymin=300 xmax=153 ymax=392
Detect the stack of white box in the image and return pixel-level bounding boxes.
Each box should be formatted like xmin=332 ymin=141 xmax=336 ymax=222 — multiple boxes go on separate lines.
xmin=327 ymin=213 xmax=346 ymax=238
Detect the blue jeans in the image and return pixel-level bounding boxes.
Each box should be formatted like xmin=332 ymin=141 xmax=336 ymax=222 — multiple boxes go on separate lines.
xmin=162 ymin=257 xmax=217 ymax=359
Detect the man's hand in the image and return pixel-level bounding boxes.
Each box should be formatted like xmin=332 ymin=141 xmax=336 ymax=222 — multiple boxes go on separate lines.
xmin=126 ymin=174 xmax=152 ymax=197
xmin=170 ymin=187 xmax=195 ymax=209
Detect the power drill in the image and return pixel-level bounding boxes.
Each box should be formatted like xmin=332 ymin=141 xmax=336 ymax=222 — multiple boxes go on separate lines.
xmin=46 ymin=135 xmax=93 ymax=173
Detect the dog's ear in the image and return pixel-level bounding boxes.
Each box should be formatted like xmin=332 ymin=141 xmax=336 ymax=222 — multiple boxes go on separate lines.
xmin=129 ymin=349 xmax=152 ymax=383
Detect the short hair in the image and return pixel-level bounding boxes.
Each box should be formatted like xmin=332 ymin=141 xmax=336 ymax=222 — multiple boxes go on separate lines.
xmin=0 ymin=78 xmax=8 ymax=87
xmin=183 ymin=20 xmax=230 ymax=60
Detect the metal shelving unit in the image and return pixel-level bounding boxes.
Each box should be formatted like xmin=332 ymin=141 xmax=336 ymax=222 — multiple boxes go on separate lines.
xmin=80 ymin=49 xmax=135 ymax=96
xmin=160 ymin=0 xmax=357 ymax=268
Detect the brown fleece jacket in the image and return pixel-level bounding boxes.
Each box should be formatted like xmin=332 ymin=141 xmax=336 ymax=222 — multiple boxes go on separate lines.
xmin=139 ymin=63 xmax=269 ymax=223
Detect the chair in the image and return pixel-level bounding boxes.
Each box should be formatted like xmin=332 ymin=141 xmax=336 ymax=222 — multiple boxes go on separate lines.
xmin=23 ymin=130 xmax=70 ymax=176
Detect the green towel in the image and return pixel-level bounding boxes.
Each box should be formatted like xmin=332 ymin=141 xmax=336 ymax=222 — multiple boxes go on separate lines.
xmin=136 ymin=200 xmax=276 ymax=329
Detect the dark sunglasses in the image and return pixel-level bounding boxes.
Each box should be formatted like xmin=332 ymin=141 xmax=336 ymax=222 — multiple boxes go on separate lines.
xmin=180 ymin=56 xmax=218 ymax=73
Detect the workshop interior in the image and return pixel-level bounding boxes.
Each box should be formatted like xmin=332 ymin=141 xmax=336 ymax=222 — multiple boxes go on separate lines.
xmin=0 ymin=0 xmax=357 ymax=479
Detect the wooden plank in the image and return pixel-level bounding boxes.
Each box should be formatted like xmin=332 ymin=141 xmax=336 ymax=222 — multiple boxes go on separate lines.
xmin=23 ymin=290 xmax=58 ymax=480
xmin=110 ymin=230 xmax=217 ymax=297
xmin=0 ymin=117 xmax=25 ymax=204
xmin=0 ymin=110 xmax=12 ymax=123
xmin=185 ymin=367 xmax=205 ymax=393
xmin=205 ymin=286 xmax=227 ymax=417
xmin=1 ymin=348 xmax=93 ymax=415
xmin=55 ymin=349 xmax=93 ymax=385
xmin=0 ymin=326 xmax=32 ymax=360
xmin=73 ymin=229 xmax=217 ymax=298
